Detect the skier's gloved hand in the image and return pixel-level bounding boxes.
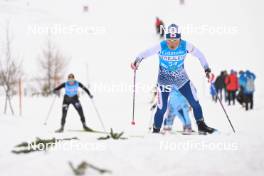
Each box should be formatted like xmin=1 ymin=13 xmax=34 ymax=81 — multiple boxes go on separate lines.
xmin=150 ymin=104 xmax=157 ymax=111
xmin=89 ymin=94 xmax=94 ymax=99
xmin=205 ymin=68 xmax=213 ymax=82
xmin=53 ymin=90 xmax=60 ymax=96
xmin=131 ymin=57 xmax=142 ymax=70
xmin=130 ymin=62 xmax=139 ymax=70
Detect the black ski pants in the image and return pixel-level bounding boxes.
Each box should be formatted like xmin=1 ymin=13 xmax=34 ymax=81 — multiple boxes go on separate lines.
xmin=61 ymin=95 xmax=86 ymax=126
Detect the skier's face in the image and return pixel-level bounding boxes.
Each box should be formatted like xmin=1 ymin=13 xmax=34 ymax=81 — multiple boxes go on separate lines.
xmin=68 ymin=76 xmax=75 ymax=84
xmin=167 ymin=39 xmax=180 ymax=50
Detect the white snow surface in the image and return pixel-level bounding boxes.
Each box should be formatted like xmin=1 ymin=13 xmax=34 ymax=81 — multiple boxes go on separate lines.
xmin=0 ymin=0 xmax=264 ymax=176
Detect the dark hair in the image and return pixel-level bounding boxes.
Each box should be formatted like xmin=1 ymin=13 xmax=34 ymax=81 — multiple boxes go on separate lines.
xmin=68 ymin=73 xmax=75 ymax=79
xmin=239 ymin=70 xmax=244 ymax=75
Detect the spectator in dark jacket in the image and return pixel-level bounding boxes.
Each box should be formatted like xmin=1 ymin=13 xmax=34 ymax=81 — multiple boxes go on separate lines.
xmin=214 ymin=71 xmax=225 ymax=101
xmin=237 ymin=70 xmax=246 ymax=107
xmin=222 ymin=70 xmax=228 ymax=102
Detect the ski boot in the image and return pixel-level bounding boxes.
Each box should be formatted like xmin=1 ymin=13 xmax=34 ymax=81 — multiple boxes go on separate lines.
xmin=182 ymin=125 xmax=193 ymax=135
xmin=55 ymin=126 xmax=64 ymax=133
xmin=161 ymin=125 xmax=172 ymax=134
xmin=163 ymin=125 xmax=172 ymax=131
xmin=153 ymin=126 xmax=160 ymax=133
xmin=197 ymin=120 xmax=216 ymax=134
xmin=82 ymin=123 xmax=94 ymax=132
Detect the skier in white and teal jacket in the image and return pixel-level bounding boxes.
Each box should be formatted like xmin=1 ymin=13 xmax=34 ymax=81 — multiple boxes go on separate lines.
xmin=131 ymin=24 xmax=216 ymax=134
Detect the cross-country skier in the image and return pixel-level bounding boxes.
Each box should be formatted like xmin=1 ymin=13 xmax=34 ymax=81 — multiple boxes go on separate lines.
xmin=163 ymin=86 xmax=193 ymax=134
xmin=53 ymin=73 xmax=93 ymax=133
xmin=131 ymin=24 xmax=216 ymax=134
xmin=150 ymin=86 xmax=193 ymax=134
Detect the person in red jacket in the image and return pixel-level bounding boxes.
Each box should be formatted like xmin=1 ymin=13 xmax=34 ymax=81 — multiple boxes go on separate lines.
xmin=155 ymin=17 xmax=165 ymax=38
xmin=225 ymin=70 xmax=239 ymax=105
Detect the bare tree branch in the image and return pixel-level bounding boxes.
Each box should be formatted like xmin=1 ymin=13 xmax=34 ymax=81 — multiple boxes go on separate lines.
xmin=38 ymin=38 xmax=69 ymax=95
xmin=0 ymin=21 xmax=23 ymax=115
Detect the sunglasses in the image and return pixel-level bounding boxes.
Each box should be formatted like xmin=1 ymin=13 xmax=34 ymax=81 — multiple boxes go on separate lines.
xmin=167 ymin=39 xmax=180 ymax=42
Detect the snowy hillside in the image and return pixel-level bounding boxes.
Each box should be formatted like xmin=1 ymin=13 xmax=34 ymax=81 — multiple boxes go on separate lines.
xmin=0 ymin=0 xmax=264 ymax=176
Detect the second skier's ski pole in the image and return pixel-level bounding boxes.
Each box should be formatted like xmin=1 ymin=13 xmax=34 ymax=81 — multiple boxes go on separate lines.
xmin=43 ymin=95 xmax=56 ymax=125
xmin=90 ymin=98 xmax=106 ymax=132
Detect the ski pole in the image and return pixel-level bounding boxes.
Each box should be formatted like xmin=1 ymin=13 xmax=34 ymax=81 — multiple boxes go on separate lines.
xmin=43 ymin=95 xmax=56 ymax=125
xmin=90 ymin=99 xmax=106 ymax=132
xmin=210 ymin=82 xmax=236 ymax=133
xmin=131 ymin=69 xmax=137 ymax=125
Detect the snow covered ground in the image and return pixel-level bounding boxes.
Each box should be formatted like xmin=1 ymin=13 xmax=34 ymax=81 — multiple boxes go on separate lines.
xmin=1 ymin=96 xmax=264 ymax=176
xmin=0 ymin=0 xmax=264 ymax=175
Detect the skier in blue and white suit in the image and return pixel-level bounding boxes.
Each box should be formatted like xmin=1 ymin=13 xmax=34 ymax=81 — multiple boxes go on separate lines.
xmin=131 ymin=24 xmax=216 ymax=134
xmin=53 ymin=73 xmax=94 ymax=133
xmin=163 ymin=86 xmax=193 ymax=133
